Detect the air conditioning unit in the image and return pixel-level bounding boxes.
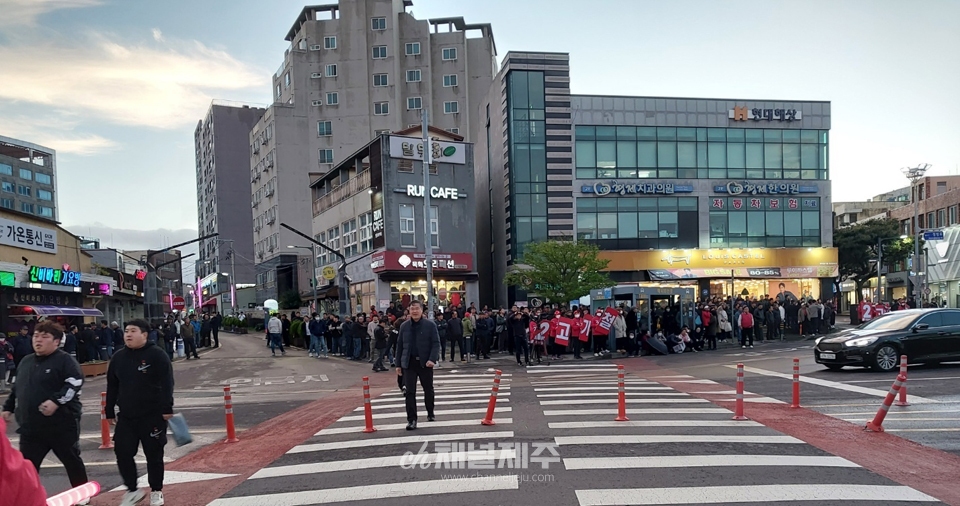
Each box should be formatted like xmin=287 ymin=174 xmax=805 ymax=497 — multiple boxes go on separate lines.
xmin=309 ymin=45 xmax=321 ymax=51
xmin=266 ymin=188 xmax=274 ymax=197
xmin=257 ymin=251 xmax=264 ymax=259
xmin=311 ymin=73 xmax=322 ymax=79
xmin=253 ymin=145 xmax=260 ymax=154
xmin=268 ymin=244 xmax=275 ymax=252
xmin=267 ymin=160 xmax=274 ymax=168
xmin=260 ymin=134 xmax=267 ymax=145
xmin=312 ymin=100 xmax=322 ymax=106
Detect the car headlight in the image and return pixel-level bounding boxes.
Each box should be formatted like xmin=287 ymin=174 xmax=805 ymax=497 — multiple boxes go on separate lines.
xmin=814 ymin=336 xmax=825 ymax=346
xmin=845 ymin=337 xmax=879 ymax=348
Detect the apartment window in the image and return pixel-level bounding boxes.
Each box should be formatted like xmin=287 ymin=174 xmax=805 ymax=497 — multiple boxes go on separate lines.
xmin=430 ymin=205 xmax=439 ymax=248
xmin=319 ymin=149 xmax=334 ymax=163
xmin=326 ymin=92 xmax=339 ymax=105
xmin=18 ymin=168 xmax=32 ymax=181
xmin=316 ymin=232 xmax=327 ymax=266
xmin=373 ymin=73 xmax=389 ymax=87
xmin=327 ymin=226 xmax=340 ymax=253
xmin=325 ymin=64 xmax=337 ymax=77
xmin=406 ymin=69 xmax=421 ymax=82
xmin=38 ymin=206 xmax=52 ymax=218
xmin=17 ymin=185 xmax=30 ymax=197
xmin=359 ymin=212 xmax=373 ymax=253
xmin=442 ymin=47 xmax=457 ymax=60
xmin=937 ymin=208 xmax=946 ymax=228
xmin=399 ymin=204 xmax=416 ymax=247
xmin=276 ymin=84 xmax=281 ymax=98
xmin=0 ymin=163 xmax=11 ymax=176
xmin=371 ymin=17 xmax=386 ymax=30
xmin=342 ymin=219 xmax=358 ymax=257
xmin=951 ymin=206 xmax=958 ymax=226
xmin=284 ymin=72 xmax=290 ymax=87
xmin=407 ymin=97 xmax=422 ymax=110
xmin=324 ymin=36 xmax=337 ymax=49
xmin=20 ymin=202 xmax=33 ymax=214
xmin=405 ymin=42 xmax=420 ymax=55
xmin=317 ymin=120 xmax=332 ymax=137
xmin=372 ymin=46 xmax=387 ymax=59
xmin=450 ymin=128 xmax=460 ymax=134
xmin=443 ymin=101 xmax=459 ymax=114
xmin=37 ymin=189 xmax=52 ymax=201
xmin=35 ymin=173 xmax=51 ymax=185
xmin=443 ymin=74 xmax=458 ymax=87
xmin=1 ymin=182 xmax=13 ymax=193
xmin=0 ymin=198 xmax=12 ymax=209
xmin=375 ymin=102 xmax=389 ymax=115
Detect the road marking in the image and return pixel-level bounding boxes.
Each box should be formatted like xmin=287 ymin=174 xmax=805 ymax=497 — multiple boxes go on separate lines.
xmin=713 ymin=397 xmax=787 ymax=404
xmin=824 ymin=409 xmax=960 ymax=416
xmin=334 ymin=407 xmax=513 ymax=424
xmin=728 ymin=365 xmax=939 ymax=404
xmin=657 ymin=379 xmax=720 ymax=384
xmin=530 ymin=380 xmax=656 ymax=386
xmin=208 ymin=475 xmax=519 ymax=506
xmin=289 ymin=431 xmax=515 ymax=454
xmin=840 ymin=417 xmax=960 ymax=422
xmin=251 ymin=449 xmax=515 ymax=478
xmin=555 ymin=435 xmax=803 ymax=445
xmin=537 ymin=392 xmax=686 ymax=398
xmin=526 ymin=364 xmax=619 ymax=369
xmin=539 ymin=398 xmax=705 ymax=405
xmin=564 ymin=454 xmax=858 ymax=470
xmin=841 ymin=375 xmax=960 ymax=384
xmin=440 ymin=373 xmax=513 ymax=377
xmin=317 ymin=418 xmax=513 ymax=435
xmin=544 ymin=408 xmax=730 ymax=416
xmin=535 ymin=387 xmax=672 ymax=394
xmin=433 ymin=378 xmax=513 ymax=384
xmin=357 ymin=398 xmax=511 ymax=411
xmin=887 ymin=428 xmax=960 ymax=432
xmin=549 ymin=420 xmax=762 ymax=429
xmin=380 ymin=386 xmax=511 ymax=397
xmin=645 ymin=374 xmax=694 ymax=379
xmin=373 ymin=392 xmax=510 ymax=403
xmin=110 ymin=471 xmax=238 ymax=491
xmin=574 ymin=484 xmax=939 ymax=505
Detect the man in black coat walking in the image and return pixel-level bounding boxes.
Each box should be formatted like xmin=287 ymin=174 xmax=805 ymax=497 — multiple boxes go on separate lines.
xmin=395 ymin=301 xmax=440 ymax=430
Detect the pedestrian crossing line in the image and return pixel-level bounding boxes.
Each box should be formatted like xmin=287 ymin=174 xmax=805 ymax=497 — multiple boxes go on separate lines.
xmin=543 ymin=408 xmax=730 ymax=416
xmin=645 ymin=374 xmax=695 ymax=379
xmin=549 ymin=420 xmax=762 ymax=429
xmin=380 ymin=386 xmax=511 ymax=397
xmin=288 ymin=431 xmax=515 ymax=454
xmin=373 ymin=392 xmax=511 ymax=402
xmin=208 ymin=475 xmax=520 ymax=506
xmin=439 ymin=373 xmax=514 ymax=377
xmin=317 ymin=418 xmax=514 ymax=435
xmin=250 ymin=449 xmax=516 ymax=478
xmin=656 ymin=379 xmax=720 ymax=384
xmin=713 ymin=397 xmax=787 ymax=404
xmin=824 ymin=409 xmax=960 ymax=417
xmin=535 ymin=387 xmax=672 ymax=393
xmin=530 ymin=380 xmax=657 ymax=386
xmin=573 ymin=484 xmax=939 ymax=505
xmin=838 ymin=417 xmax=960 ymax=423
xmin=537 ymin=392 xmax=687 ymax=398
xmin=554 ymin=435 xmax=803 ymax=445
xmin=564 ymin=454 xmax=858 ymax=470
xmin=357 ymin=397 xmax=511 ymax=411
xmin=539 ymin=398 xmax=706 ymax=405
xmin=527 ymin=364 xmax=619 ymax=369
xmin=432 ymin=378 xmax=514 ymax=384
xmin=336 ymin=406 xmax=512 ymax=422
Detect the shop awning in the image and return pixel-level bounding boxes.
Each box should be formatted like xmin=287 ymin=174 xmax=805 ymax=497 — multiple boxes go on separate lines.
xmin=20 ymin=305 xmax=103 ymax=317
xmin=201 ymin=298 xmax=218 ymax=307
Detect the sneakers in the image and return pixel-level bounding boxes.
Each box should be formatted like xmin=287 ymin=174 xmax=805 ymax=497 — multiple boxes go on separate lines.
xmin=308 ymin=352 xmax=315 ymax=357
xmin=120 ymin=489 xmax=145 ymax=506
xmin=151 ymin=491 xmax=164 ymax=506
xmin=75 ymin=499 xmax=90 ymax=506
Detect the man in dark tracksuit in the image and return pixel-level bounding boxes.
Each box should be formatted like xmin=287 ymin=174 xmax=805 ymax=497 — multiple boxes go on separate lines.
xmin=395 ymin=301 xmax=440 ymax=430
xmin=106 ymin=319 xmax=174 ymax=506
xmin=1 ymin=320 xmax=88 ymax=490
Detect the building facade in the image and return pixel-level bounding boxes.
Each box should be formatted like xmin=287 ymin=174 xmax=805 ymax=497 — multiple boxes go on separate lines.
xmin=833 ymin=186 xmax=909 ymax=229
xmin=0 ymin=136 xmax=58 ymax=221
xmin=251 ymin=0 xmax=495 ymax=303
xmin=476 ymin=51 xmax=838 ymax=309
xmin=310 ymin=128 xmax=478 ymax=313
xmin=195 ymin=102 xmax=265 ymax=299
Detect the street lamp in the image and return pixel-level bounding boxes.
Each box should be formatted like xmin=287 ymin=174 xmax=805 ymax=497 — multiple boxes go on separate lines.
xmin=902 ymin=164 xmax=930 ymax=308
xmin=876 ymin=235 xmax=909 ymax=303
xmin=288 ymin=245 xmax=318 ymax=314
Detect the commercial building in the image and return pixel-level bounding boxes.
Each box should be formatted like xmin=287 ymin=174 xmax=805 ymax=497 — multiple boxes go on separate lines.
xmin=309 ymin=127 xmax=477 ymax=313
xmin=250 ymin=0 xmax=495 ymax=302
xmin=194 ymin=101 xmax=265 ymax=301
xmin=124 ymin=249 xmax=184 ymax=321
xmin=0 ymin=135 xmax=58 ymax=221
xmin=833 ymin=186 xmax=909 ymax=229
xmin=475 ymin=51 xmax=838 ymax=309
xmin=86 ymin=248 xmax=147 ymax=323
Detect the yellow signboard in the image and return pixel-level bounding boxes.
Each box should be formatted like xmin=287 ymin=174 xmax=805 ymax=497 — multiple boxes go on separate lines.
xmin=599 ymin=247 xmax=838 ymax=272
xmin=321 ymin=266 xmax=337 ymax=280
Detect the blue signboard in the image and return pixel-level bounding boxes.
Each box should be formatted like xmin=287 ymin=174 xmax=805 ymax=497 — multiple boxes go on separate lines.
xmin=923 ymin=230 xmax=944 ymax=241
xmin=713 ymin=181 xmax=818 ymax=195
xmin=581 ymin=181 xmax=695 ymax=196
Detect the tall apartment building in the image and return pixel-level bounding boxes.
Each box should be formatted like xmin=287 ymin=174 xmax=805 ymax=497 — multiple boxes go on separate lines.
xmin=0 ymin=135 xmax=58 ymax=221
xmin=250 ymin=0 xmax=496 ymax=302
xmin=194 ymin=102 xmax=265 ymax=298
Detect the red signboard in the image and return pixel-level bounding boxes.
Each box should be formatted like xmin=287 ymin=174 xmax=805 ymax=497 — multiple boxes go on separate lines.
xmin=172 ymin=296 xmax=186 ymax=310
xmin=370 ymin=251 xmax=473 ymax=273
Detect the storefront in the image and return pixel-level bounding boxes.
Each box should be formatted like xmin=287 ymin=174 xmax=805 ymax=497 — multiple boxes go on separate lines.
xmin=0 ymin=263 xmax=113 ymax=336
xmin=371 ymin=251 xmax=478 ymax=312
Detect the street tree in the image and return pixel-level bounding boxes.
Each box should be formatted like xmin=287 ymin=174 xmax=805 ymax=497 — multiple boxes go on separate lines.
xmin=503 ymin=239 xmax=612 ymax=307
xmin=834 ymin=218 xmax=915 ymax=302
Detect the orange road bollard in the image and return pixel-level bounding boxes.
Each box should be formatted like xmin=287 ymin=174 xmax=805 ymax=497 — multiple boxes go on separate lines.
xmin=733 ymin=363 xmax=749 ymax=420
xmin=362 ymin=376 xmax=377 ymax=433
xmin=98 ymin=392 xmax=112 ymax=449
xmin=895 ymin=355 xmax=910 ymax=407
xmin=223 ymin=386 xmax=239 ymax=443
xmin=790 ymin=358 xmax=801 ymax=408
xmin=866 ymin=374 xmax=906 ymax=432
xmin=615 ymin=364 xmax=629 ymax=421
xmin=480 ymin=369 xmax=503 ymax=425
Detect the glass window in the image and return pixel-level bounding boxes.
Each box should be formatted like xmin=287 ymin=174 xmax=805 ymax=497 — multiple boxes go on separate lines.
xmin=576 ymin=126 xmax=596 ymax=141
xmin=406 ymin=69 xmax=421 ymax=82
xmin=405 ymin=42 xmax=420 ymax=55
xmin=638 ymin=142 xmax=657 ymax=168
xmin=784 ymin=212 xmax=801 ymax=236
xmin=658 ymin=197 xmax=678 ymax=211
xmin=20 ymin=202 xmax=33 ymax=214
xmin=709 ymin=212 xmax=727 ymax=238
xmin=317 ymin=120 xmax=332 ymax=136
xmin=708 ymin=143 xmax=726 ymax=169
xmin=443 ymin=74 xmax=458 ymax=87
xmin=595 ymin=127 xmax=616 ymax=141
xmin=18 ymin=168 xmax=31 ymax=180
xmin=801 ymin=144 xmax=818 ymax=169
xmin=678 ymin=197 xmax=698 ymax=211
xmin=745 ymin=130 xmax=764 ymax=142
xmin=659 ymin=212 xmax=678 ymax=238
xmin=706 ymin=128 xmax=725 ymax=142
xmin=748 ymin=212 xmax=764 ymax=237
xmin=697 ymin=143 xmax=707 ymax=168
xmin=618 ymin=212 xmax=638 ymax=238
xmin=638 ymin=212 xmax=658 ymax=239
xmin=617 ymin=127 xmax=636 ymax=140
xmin=325 ymin=64 xmax=337 ymax=77
xmin=766 ymin=211 xmax=783 ymax=236
xmin=617 ymin=141 xmax=637 ymax=168
xmin=676 ymin=128 xmax=697 ymax=142
xmin=656 ymin=127 xmax=676 ymax=141
xmin=637 ymin=127 xmax=656 ymax=141
xmin=618 ymin=199 xmax=638 ymax=211
xmin=918 ymin=313 xmax=944 ymax=328
xmin=677 ymin=142 xmax=696 ymax=168
xmin=800 ymin=130 xmax=818 ymax=143
xmin=940 ymin=311 xmax=960 ymax=326
xmin=17 ymin=185 xmax=30 ymax=197
xmin=596 ymin=142 xmax=616 ymax=168
xmin=527 ymin=72 xmax=544 ymax=110
xmin=407 ymin=97 xmax=422 ymax=110
xmin=0 ymin=163 xmax=11 ymax=175
xmin=375 ymin=102 xmax=389 ymax=115
xmin=802 ymin=211 xmax=820 ymax=237
xmin=37 ymin=189 xmax=52 ymax=201
xmin=764 ymin=144 xmax=782 ymax=168
xmin=513 ymin=145 xmax=530 ymax=182
xmin=429 ymin=206 xmax=439 ymax=248
xmin=530 ymin=145 xmax=546 ymax=182
xmin=371 ymin=17 xmax=386 ymax=30
xmin=318 ymin=149 xmax=334 ymax=163
xmin=326 ymin=92 xmax=339 ymax=105
xmin=442 ymin=47 xmax=458 ymax=60
xmin=575 ymin=141 xmax=595 ymax=168
xmin=1 ymin=199 xmax=13 ymax=209
xmin=728 ymin=213 xmax=746 ymax=236
xmin=373 ymin=73 xmax=389 ymax=86
xmin=726 ymin=129 xmax=745 ymax=142
xmin=726 ymin=143 xmax=745 ymax=169
xmin=783 ymin=144 xmax=801 ymax=169
xmin=443 ymin=101 xmax=459 ymax=114
xmin=324 ymin=36 xmax=337 ymax=49
xmin=510 ymin=72 xmax=528 ymax=109
xmin=372 ymin=45 xmax=387 ymax=59
xmin=597 ymin=213 xmax=618 ymax=239
xmin=746 ymin=143 xmax=763 ymax=169
xmin=577 ymin=213 xmax=596 ymax=240
xmin=763 ymin=129 xmax=782 ymax=142
xmin=782 ymin=130 xmax=800 ymax=142
xmin=399 ymin=204 xmax=416 ymax=247
xmin=1 ymin=182 xmax=13 ymax=193
xmin=657 ymin=142 xmax=676 ymax=168
xmin=577 ymin=199 xmax=596 ymax=212
xmin=598 ymin=199 xmax=618 ymax=211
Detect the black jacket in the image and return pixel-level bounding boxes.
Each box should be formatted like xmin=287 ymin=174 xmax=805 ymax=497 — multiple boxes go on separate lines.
xmin=11 ymin=335 xmax=31 ymax=366
xmin=374 ymin=326 xmax=387 ymax=349
xmin=436 ymin=319 xmax=448 ymax=339
xmin=475 ymin=317 xmax=493 ymax=338
xmin=395 ymin=317 xmax=441 ymax=368
xmin=446 ymin=317 xmax=463 ymax=338
xmin=105 ymin=341 xmax=174 ymax=420
xmin=2 ymin=349 xmax=83 ymax=435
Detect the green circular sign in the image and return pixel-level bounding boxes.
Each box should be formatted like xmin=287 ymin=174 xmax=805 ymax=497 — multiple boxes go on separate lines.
xmin=442 ymin=146 xmax=456 ymax=157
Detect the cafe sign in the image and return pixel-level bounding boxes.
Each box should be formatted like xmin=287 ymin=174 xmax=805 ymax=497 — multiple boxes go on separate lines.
xmin=582 ymin=181 xmax=694 ymax=196
xmin=406 ymin=185 xmax=460 ymax=199
xmin=390 ymin=136 xmax=466 ymax=165
xmin=370 ymin=251 xmax=473 ymax=273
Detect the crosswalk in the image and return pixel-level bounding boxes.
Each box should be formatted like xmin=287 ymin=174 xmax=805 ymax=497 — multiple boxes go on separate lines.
xmin=209 ymin=370 xmax=520 ymax=506
xmin=525 ymin=362 xmax=943 ymax=505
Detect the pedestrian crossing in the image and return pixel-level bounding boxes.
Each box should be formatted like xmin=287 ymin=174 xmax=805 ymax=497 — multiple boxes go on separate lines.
xmin=209 ymin=370 xmax=520 ymax=506
xmin=525 ymin=362 xmax=944 ymax=505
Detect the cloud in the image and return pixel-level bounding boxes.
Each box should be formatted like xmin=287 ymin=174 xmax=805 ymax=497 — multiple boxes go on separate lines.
xmin=0 ymin=0 xmax=102 ymax=26
xmin=0 ymin=109 xmax=118 ymax=155
xmin=151 ymin=28 xmax=164 ymax=42
xmin=0 ymin=31 xmax=268 ymax=129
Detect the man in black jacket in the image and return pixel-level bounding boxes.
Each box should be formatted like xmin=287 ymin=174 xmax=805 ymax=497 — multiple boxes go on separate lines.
xmin=106 ymin=318 xmax=174 ymax=506
xmin=1 ymin=320 xmax=88 ymax=490
xmin=507 ymin=309 xmax=530 ymax=366
xmin=211 ymin=312 xmax=222 ymax=348
xmin=395 ymin=301 xmax=440 ymax=430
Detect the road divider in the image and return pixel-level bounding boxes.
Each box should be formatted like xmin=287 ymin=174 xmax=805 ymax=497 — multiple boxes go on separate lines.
xmin=480 ymin=369 xmax=503 ymax=426
xmin=615 ymin=365 xmax=629 ymax=422
xmin=98 ymin=392 xmax=112 ymax=449
xmin=865 ymin=374 xmax=906 ymax=432
xmin=223 ymin=386 xmax=239 ymax=443
xmin=733 ymin=363 xmax=748 ymax=421
xmin=896 ymin=355 xmax=910 ymax=407
xmin=362 ymin=376 xmax=376 ymax=433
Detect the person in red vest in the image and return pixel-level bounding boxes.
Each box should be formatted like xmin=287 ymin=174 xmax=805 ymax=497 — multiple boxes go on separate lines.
xmin=0 ymin=417 xmax=47 ymax=506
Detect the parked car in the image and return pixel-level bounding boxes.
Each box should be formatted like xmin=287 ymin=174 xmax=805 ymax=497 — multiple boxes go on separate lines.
xmin=814 ymin=308 xmax=960 ymax=372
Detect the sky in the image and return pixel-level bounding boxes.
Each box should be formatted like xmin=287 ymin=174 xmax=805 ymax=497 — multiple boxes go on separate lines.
xmin=1 ymin=0 xmax=958 ymax=268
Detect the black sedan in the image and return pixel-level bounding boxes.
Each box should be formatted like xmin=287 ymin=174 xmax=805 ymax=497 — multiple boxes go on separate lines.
xmin=814 ymin=308 xmax=960 ymax=372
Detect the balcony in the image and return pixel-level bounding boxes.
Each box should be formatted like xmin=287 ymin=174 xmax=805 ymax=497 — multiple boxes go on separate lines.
xmin=313 ymin=170 xmax=370 ymax=217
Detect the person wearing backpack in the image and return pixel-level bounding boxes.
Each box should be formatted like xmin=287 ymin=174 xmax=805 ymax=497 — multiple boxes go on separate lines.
xmin=738 ymin=305 xmax=755 ymax=348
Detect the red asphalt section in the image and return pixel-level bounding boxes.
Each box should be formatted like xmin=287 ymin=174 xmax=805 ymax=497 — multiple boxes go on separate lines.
xmin=620 ymin=358 xmax=960 ymax=506
xmin=89 ymin=372 xmax=400 ymax=506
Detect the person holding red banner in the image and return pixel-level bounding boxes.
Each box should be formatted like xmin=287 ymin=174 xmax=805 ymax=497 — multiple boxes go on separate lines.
xmin=570 ymin=311 xmax=583 ymax=360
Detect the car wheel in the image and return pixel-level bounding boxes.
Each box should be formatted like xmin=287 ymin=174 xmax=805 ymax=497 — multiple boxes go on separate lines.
xmin=825 ymin=364 xmax=844 ymax=371
xmin=872 ymin=345 xmax=899 ymax=372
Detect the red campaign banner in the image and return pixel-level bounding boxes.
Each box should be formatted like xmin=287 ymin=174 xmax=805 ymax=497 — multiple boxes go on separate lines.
xmin=553 ymin=317 xmax=574 ymax=346
xmin=579 ymin=317 xmax=592 ymax=342
xmin=530 ymin=320 xmax=550 ymax=343
xmin=594 ymin=307 xmax=618 ymax=336
xmin=529 ymin=321 xmax=537 ymax=341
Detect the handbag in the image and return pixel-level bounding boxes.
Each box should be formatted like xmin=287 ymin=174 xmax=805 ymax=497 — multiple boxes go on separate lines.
xmin=168 ymin=413 xmax=193 ymax=446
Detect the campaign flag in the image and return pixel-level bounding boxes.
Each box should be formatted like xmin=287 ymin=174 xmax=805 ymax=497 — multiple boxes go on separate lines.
xmin=594 ymin=307 xmax=618 ymax=336
xmin=554 ymin=317 xmax=574 ymax=346
xmin=531 ymin=320 xmax=550 ymax=343
xmin=579 ymin=317 xmax=592 ymax=342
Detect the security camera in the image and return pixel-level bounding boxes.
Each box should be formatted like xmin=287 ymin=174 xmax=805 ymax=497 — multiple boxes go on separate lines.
xmin=343 ymin=274 xmax=353 ymax=284
xmin=21 ymin=256 xmax=28 ymax=266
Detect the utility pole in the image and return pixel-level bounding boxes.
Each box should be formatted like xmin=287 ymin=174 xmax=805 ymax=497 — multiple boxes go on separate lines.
xmin=421 ymin=108 xmax=434 ymax=318
xmin=281 ymin=223 xmax=349 ymax=318
xmin=228 ymin=244 xmax=237 ymax=316
xmin=145 ymin=233 xmax=218 ymax=323
xmin=902 ymin=164 xmax=930 ymax=308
